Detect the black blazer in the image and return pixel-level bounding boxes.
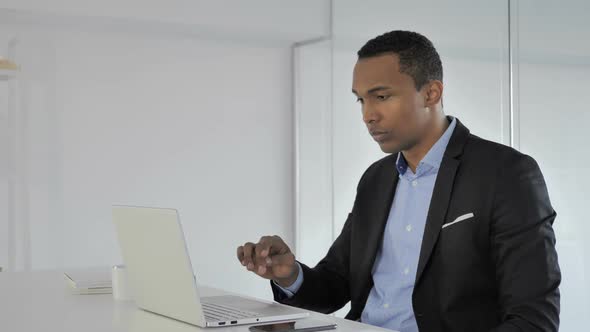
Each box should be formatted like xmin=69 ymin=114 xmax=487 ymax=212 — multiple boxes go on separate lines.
xmin=272 ymin=118 xmax=560 ymax=331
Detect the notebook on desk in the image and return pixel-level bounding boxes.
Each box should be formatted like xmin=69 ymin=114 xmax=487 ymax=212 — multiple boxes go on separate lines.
xmin=112 ymin=205 xmax=309 ymax=328
xmin=64 ymin=267 xmax=112 ymax=294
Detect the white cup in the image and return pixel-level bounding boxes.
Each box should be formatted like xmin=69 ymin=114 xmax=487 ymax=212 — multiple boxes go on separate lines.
xmin=112 ymin=265 xmax=133 ymax=301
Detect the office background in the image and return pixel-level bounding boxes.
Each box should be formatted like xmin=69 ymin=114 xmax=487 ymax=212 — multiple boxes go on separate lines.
xmin=1 ymin=0 xmax=588 ymax=330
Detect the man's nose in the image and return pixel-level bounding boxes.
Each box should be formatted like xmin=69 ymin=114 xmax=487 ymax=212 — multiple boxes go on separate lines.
xmin=362 ymin=105 xmax=380 ymax=124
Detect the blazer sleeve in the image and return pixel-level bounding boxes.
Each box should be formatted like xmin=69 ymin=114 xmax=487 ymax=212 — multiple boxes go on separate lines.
xmin=270 ymin=212 xmax=352 ymax=314
xmin=268 ymin=158 xmax=384 ymax=314
xmin=490 ymin=153 xmax=561 ymax=332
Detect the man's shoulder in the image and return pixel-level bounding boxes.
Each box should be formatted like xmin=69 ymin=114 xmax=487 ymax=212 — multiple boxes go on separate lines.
xmin=351 ymin=154 xmax=397 ymax=191
xmin=463 ymin=134 xmax=536 ymax=167
xmin=363 ymin=153 xmax=397 ymax=176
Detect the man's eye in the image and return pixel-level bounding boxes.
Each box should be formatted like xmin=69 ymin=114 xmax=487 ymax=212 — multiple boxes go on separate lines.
xmin=377 ymin=95 xmax=390 ymax=101
xmin=356 ymin=97 xmax=364 ymax=104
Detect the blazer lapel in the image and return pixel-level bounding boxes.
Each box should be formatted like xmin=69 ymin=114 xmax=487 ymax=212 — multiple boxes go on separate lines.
xmin=354 ymin=155 xmax=399 ymax=303
xmin=364 ymin=159 xmax=399 ymax=267
xmin=415 ymin=118 xmax=470 ymax=285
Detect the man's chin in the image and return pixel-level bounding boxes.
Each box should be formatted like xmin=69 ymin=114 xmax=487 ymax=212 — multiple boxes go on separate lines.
xmin=379 ymin=139 xmax=415 ymax=155
xmin=378 ymin=142 xmax=401 ymax=154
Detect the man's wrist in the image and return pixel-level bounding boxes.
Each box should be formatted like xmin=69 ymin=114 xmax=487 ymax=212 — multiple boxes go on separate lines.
xmin=274 ymin=264 xmax=300 ymax=288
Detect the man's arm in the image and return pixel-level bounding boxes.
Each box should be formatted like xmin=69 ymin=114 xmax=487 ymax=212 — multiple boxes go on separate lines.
xmin=490 ymin=153 xmax=561 ymax=332
xmin=270 ymin=212 xmax=353 ymax=314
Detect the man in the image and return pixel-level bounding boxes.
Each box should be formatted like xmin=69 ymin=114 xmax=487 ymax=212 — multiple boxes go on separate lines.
xmin=237 ymin=30 xmax=560 ymax=331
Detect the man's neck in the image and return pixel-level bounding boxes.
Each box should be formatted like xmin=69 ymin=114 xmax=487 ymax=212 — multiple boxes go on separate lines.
xmin=402 ymin=116 xmax=450 ymax=173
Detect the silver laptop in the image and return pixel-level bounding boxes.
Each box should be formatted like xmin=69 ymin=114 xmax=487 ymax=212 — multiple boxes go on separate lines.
xmin=112 ymin=205 xmax=309 ymax=327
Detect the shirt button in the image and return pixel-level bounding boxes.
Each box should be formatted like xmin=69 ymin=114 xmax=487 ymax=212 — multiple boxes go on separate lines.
xmin=383 ymin=303 xmax=389 ymax=309
xmin=406 ymin=225 xmax=412 ymax=232
xmin=412 ymin=180 xmax=418 ymax=187
xmin=403 ymin=267 xmax=410 ymax=275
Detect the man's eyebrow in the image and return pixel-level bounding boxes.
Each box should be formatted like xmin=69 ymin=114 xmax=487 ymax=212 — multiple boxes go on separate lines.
xmin=367 ymin=86 xmax=393 ymax=94
xmin=352 ymin=86 xmax=393 ymax=95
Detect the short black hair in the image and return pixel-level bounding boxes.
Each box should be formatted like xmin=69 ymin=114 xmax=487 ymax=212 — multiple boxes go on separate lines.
xmin=357 ymin=30 xmax=443 ymax=91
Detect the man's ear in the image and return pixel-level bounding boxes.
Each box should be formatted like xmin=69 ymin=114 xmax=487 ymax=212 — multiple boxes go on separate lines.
xmin=423 ymin=80 xmax=443 ymax=107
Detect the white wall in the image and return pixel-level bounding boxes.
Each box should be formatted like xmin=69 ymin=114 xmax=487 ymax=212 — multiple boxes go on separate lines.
xmin=0 ymin=0 xmax=329 ymax=45
xmin=0 ymin=0 xmax=330 ymax=301
xmin=293 ymin=40 xmax=333 ymax=267
xmin=0 ymin=59 xmax=14 ymax=272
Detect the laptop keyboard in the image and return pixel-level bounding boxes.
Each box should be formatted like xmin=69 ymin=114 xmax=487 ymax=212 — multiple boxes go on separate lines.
xmin=201 ymin=302 xmax=261 ymax=322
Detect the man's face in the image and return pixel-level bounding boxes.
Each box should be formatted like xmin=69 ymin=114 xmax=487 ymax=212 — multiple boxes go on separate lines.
xmin=352 ymin=53 xmax=431 ymax=154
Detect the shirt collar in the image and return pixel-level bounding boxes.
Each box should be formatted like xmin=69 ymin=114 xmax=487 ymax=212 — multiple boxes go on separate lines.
xmin=396 ymin=116 xmax=457 ymax=175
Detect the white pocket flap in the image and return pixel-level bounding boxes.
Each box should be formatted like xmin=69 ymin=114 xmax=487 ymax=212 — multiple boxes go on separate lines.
xmin=442 ymin=212 xmax=475 ymax=229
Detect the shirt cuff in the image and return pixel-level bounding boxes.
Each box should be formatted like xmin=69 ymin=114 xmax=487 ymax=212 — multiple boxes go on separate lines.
xmin=272 ymin=262 xmax=303 ymax=298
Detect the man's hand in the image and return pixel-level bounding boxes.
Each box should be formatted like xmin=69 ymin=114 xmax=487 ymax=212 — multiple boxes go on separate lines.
xmin=237 ymin=236 xmax=299 ymax=288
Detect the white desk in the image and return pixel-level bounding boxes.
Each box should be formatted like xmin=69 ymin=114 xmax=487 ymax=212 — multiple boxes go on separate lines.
xmin=0 ymin=270 xmax=392 ymax=332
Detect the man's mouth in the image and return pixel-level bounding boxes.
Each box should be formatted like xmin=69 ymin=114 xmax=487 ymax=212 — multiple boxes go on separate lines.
xmin=370 ymin=130 xmax=391 ymax=143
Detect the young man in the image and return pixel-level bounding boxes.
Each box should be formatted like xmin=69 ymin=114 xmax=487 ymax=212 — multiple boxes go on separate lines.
xmin=237 ymin=30 xmax=560 ymax=332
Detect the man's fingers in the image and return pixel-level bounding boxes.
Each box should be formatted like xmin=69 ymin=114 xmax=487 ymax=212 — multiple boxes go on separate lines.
xmin=254 ymin=240 xmax=271 ymax=274
xmin=256 ymin=236 xmax=276 ymax=257
xmin=236 ymin=246 xmax=245 ymax=265
xmin=242 ymin=242 xmax=256 ymax=270
xmin=259 ymin=235 xmax=289 ymax=257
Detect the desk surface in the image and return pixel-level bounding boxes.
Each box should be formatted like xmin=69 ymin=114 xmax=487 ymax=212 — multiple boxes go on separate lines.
xmin=0 ymin=270 xmax=392 ymax=332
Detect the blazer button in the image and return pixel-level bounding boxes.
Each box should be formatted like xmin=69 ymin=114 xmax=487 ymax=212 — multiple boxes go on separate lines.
xmin=415 ymin=312 xmax=424 ymax=318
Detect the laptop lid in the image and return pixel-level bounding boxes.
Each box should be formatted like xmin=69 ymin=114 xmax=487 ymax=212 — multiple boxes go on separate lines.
xmin=112 ymin=205 xmax=207 ymax=326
